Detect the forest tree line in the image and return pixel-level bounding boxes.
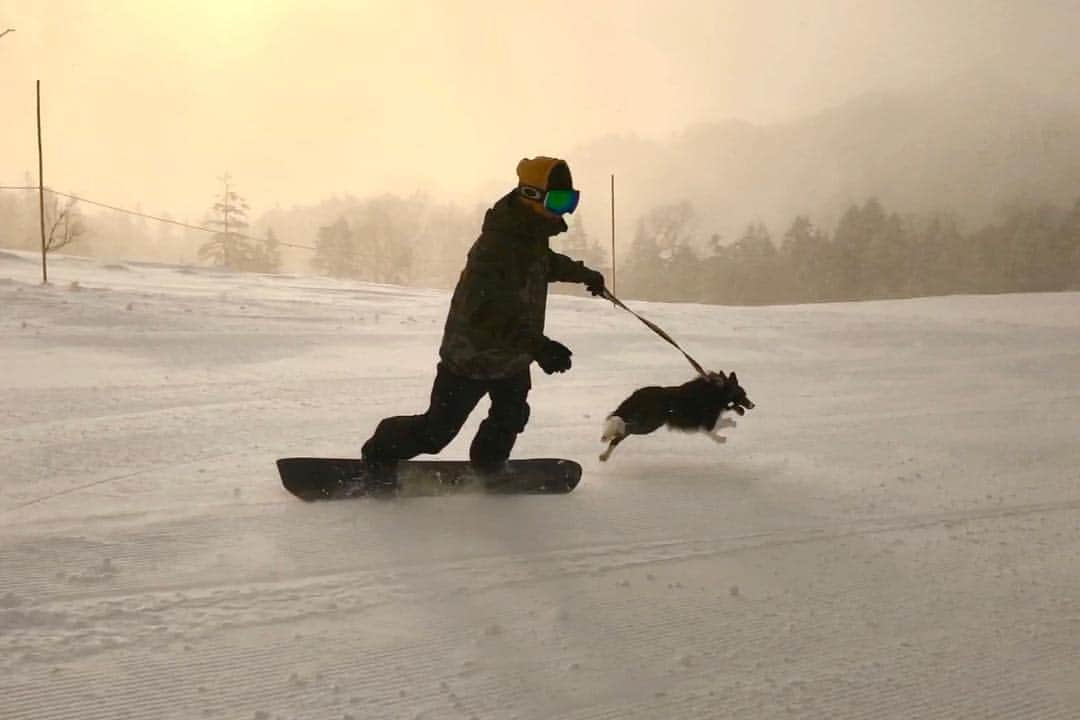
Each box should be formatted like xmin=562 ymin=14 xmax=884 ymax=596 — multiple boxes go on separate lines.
xmin=620 ymin=197 xmax=1080 ymax=304
xmin=4 ymin=181 xmax=1080 ymax=304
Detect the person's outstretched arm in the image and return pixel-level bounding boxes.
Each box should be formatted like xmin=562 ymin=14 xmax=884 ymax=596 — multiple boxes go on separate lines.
xmin=547 ymin=250 xmax=605 ymax=296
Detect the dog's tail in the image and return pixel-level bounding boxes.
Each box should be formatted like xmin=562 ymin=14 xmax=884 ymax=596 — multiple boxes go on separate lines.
xmin=601 ymin=415 xmax=626 ymax=442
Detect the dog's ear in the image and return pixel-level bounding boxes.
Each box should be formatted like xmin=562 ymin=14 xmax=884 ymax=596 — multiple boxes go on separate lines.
xmin=710 ymin=370 xmax=727 ymax=384
xmin=728 ymin=371 xmax=738 ymax=385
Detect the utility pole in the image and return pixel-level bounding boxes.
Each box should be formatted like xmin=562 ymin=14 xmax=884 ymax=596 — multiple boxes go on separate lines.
xmin=37 ymin=80 xmax=47 ymax=284
xmin=610 ymin=174 xmax=616 ymax=294
xmin=220 ymin=172 xmax=232 ymax=268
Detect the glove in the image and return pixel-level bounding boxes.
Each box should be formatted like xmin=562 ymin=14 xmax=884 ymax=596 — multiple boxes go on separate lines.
xmin=534 ymin=337 xmax=572 ymax=374
xmin=583 ymin=268 xmax=606 ymax=297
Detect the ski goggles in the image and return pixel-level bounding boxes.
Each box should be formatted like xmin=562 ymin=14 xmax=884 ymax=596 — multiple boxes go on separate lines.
xmin=520 ymin=186 xmax=580 ymax=215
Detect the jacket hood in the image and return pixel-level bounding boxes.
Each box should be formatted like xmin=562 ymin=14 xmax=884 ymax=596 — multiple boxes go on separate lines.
xmin=482 ymin=191 xmax=567 ymax=240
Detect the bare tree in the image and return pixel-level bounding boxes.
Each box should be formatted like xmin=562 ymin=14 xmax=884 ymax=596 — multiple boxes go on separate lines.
xmin=44 ymin=194 xmax=86 ymax=253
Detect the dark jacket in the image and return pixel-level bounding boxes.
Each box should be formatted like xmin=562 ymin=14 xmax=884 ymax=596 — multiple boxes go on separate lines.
xmin=439 ymin=191 xmax=595 ymax=379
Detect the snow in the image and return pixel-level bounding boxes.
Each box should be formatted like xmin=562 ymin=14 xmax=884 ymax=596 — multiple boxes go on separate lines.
xmin=2 ymin=248 xmax=1079 ymax=719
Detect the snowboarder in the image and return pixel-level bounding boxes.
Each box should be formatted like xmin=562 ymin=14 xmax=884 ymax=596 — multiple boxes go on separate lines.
xmin=361 ymin=156 xmax=605 ymax=472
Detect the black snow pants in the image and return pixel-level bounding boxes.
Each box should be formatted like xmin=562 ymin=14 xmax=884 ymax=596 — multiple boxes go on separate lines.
xmin=361 ymin=362 xmax=531 ymax=470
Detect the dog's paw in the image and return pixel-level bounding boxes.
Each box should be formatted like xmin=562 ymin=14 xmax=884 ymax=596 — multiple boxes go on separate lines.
xmin=717 ymin=418 xmax=737 ymax=430
xmin=709 ymin=434 xmax=728 ymax=444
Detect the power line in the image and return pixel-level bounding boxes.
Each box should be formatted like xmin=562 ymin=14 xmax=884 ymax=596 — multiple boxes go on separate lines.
xmin=0 ymin=184 xmax=317 ymax=251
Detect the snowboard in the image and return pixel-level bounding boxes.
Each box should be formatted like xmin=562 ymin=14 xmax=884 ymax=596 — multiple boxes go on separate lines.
xmin=277 ymin=457 xmax=582 ymax=501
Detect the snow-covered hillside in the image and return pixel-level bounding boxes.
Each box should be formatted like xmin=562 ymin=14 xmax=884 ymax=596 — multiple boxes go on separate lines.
xmin=2 ymin=249 xmax=1078 ymax=719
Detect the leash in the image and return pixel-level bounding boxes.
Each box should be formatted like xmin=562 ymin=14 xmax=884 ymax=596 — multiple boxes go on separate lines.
xmin=600 ymin=288 xmax=709 ymax=379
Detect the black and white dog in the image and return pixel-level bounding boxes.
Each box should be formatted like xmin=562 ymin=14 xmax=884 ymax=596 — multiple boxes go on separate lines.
xmin=599 ymin=371 xmax=754 ymax=461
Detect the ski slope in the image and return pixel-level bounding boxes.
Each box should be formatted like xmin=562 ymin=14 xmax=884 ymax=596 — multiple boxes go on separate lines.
xmin=2 ymin=248 xmax=1079 ymax=719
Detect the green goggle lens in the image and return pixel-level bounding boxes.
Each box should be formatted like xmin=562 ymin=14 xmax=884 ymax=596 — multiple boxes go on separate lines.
xmin=544 ymin=189 xmax=580 ymax=215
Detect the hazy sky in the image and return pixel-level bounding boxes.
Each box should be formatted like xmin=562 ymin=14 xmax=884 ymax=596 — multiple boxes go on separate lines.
xmin=2 ymin=1 xmax=1078 ymax=221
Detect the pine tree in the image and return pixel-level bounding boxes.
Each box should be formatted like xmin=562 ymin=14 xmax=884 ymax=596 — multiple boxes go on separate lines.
xmin=832 ymin=199 xmax=888 ymax=300
xmin=862 ymin=208 xmax=910 ymax=298
xmin=354 ymin=194 xmax=417 ymax=285
xmin=623 ymin=219 xmax=662 ymax=300
xmin=312 ymin=217 xmax=360 ymax=278
xmin=779 ymin=216 xmax=830 ymax=302
xmin=1063 ymin=198 xmax=1080 ymax=289
xmin=199 ymin=173 xmax=255 ymax=269
xmin=728 ymin=222 xmax=777 ymax=304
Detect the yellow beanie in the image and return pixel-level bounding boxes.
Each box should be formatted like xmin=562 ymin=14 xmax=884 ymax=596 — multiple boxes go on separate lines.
xmin=516 ymin=156 xmax=573 ymax=191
